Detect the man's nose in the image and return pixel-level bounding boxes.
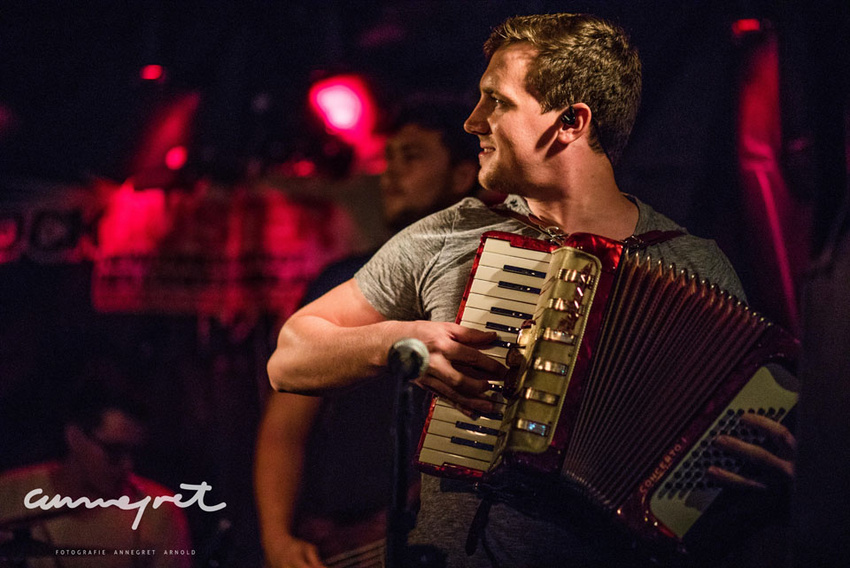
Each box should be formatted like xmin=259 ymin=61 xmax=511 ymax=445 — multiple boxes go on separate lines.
xmin=379 ymin=166 xmax=396 ymax=190
xmin=464 ymin=105 xmax=488 ymax=135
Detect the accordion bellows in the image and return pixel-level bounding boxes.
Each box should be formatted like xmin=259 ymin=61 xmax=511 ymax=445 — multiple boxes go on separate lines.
xmin=414 ymin=231 xmax=798 ymax=547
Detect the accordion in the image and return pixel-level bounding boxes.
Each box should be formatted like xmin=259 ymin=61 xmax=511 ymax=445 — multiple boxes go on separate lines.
xmin=413 ymin=231 xmax=798 ymax=549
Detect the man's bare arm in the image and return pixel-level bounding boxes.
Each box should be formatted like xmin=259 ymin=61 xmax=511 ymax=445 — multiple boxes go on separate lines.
xmin=254 ymin=393 xmax=326 ymax=568
xmin=266 ymin=279 xmax=505 ymax=413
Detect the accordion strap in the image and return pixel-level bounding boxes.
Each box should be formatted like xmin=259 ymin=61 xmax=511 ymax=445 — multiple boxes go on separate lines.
xmin=622 ymin=229 xmax=686 ymax=250
xmin=490 ymin=204 xmax=685 ymax=249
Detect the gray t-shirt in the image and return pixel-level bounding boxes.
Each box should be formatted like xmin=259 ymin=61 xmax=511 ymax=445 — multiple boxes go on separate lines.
xmin=355 ymin=194 xmax=744 ymax=567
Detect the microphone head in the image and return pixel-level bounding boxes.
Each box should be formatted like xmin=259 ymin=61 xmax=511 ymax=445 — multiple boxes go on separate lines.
xmin=388 ymin=338 xmax=430 ymax=380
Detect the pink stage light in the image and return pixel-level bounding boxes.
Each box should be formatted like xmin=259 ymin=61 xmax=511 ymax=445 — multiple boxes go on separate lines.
xmin=165 ymin=146 xmax=188 ymax=170
xmin=736 ymin=29 xmax=810 ymax=331
xmin=140 ymin=64 xmax=164 ymax=81
xmin=130 ymin=91 xmax=200 ymax=178
xmin=316 ymin=85 xmax=362 ymax=130
xmin=732 ymin=19 xmax=761 ymax=38
xmin=308 ymin=75 xmax=376 ymax=146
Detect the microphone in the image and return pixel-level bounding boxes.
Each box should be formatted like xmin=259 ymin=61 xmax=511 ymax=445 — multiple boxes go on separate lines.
xmin=387 ymin=338 xmax=429 ymax=381
xmin=387 ymin=338 xmax=431 ymax=568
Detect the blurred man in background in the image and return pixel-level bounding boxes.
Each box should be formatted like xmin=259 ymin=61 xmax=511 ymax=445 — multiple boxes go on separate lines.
xmin=254 ymin=100 xmax=482 ymax=568
xmin=0 ymin=364 xmax=192 ymax=567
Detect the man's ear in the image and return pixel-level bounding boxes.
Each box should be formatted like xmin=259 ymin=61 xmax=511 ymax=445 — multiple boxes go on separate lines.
xmin=555 ymin=102 xmax=592 ymax=144
xmin=451 ymin=161 xmax=479 ymax=196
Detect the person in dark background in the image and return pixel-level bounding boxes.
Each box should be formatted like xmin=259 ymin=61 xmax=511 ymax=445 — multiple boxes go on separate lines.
xmin=254 ymin=100 xmax=482 ymax=568
xmin=0 ymin=363 xmax=192 ymax=567
xmin=266 ymin=13 xmax=797 ymax=567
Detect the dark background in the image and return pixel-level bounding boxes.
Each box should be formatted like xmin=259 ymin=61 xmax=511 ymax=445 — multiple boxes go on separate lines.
xmin=0 ymin=1 xmax=847 ymax=565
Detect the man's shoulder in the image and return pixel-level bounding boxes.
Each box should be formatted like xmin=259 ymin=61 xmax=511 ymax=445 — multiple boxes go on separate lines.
xmin=632 ymin=195 xmax=719 ymax=255
xmin=130 ymin=474 xmax=177 ymax=498
xmin=0 ymin=462 xmax=57 ymax=519
xmin=0 ymin=462 xmax=55 ymax=488
xmin=386 ymin=196 xmax=510 ymax=246
xmin=632 ymin=197 xmax=745 ymax=299
xmin=631 ymin=195 xmax=686 ymax=233
xmin=420 ymin=195 xmax=526 ymax=236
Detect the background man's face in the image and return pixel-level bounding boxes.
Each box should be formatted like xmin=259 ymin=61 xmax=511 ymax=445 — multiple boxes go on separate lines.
xmin=73 ymin=409 xmax=147 ymax=498
xmin=379 ymin=123 xmax=458 ymax=231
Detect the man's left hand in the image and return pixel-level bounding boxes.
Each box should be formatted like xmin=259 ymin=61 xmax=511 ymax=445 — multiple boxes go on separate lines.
xmin=708 ymin=412 xmax=796 ymax=491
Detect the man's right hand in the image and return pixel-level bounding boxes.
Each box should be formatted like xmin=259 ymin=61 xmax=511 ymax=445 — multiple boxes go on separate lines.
xmin=266 ymin=535 xmax=326 ymax=568
xmin=407 ymin=321 xmax=506 ymax=414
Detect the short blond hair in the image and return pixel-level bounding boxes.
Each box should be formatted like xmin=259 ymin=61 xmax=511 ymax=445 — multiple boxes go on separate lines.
xmin=484 ymin=13 xmax=642 ymax=164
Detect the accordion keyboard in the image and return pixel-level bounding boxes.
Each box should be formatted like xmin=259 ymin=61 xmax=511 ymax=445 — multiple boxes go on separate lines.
xmin=416 ymin=236 xmax=551 ymax=475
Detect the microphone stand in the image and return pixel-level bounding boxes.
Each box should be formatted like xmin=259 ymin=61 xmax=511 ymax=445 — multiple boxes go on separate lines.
xmin=386 ymin=345 xmax=421 ymax=568
xmin=386 ymin=340 xmax=446 ymax=568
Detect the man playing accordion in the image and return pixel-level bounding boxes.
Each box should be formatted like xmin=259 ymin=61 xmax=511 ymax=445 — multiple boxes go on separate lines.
xmin=267 ymin=13 xmax=795 ymax=567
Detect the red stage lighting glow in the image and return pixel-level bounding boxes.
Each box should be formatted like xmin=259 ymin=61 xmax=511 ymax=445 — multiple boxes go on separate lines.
xmin=316 ymin=85 xmax=362 ymax=130
xmin=732 ymin=19 xmax=761 ymax=38
xmin=308 ymin=75 xmax=376 ymax=146
xmin=291 ymin=158 xmax=317 ymax=177
xmin=140 ymin=64 xmax=164 ymax=81
xmin=130 ymin=91 xmax=200 ymax=181
xmin=165 ymin=146 xmax=188 ymax=170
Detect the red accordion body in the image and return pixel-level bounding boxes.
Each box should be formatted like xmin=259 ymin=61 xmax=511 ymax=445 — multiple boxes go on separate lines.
xmin=414 ymin=231 xmax=798 ymax=548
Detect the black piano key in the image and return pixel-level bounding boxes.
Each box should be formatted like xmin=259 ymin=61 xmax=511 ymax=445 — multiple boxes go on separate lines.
xmin=490 ymin=306 xmax=533 ymax=320
xmin=502 ymin=264 xmax=547 ymax=279
xmin=450 ymin=436 xmax=496 ymax=452
xmin=454 ymin=421 xmax=501 ymax=437
xmin=486 ymin=322 xmax=519 ymax=333
xmin=497 ymin=280 xmax=542 ymax=295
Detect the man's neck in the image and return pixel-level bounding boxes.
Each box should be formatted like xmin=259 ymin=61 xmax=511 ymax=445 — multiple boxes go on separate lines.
xmin=524 ymin=158 xmax=638 ymax=241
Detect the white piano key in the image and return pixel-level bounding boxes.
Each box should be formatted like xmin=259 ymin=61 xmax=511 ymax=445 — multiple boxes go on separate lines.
xmin=481 ymin=238 xmax=552 ymax=263
xmin=426 ymin=418 xmax=500 ymax=444
xmin=433 ymin=400 xmax=504 ymax=426
xmin=480 ymin=345 xmax=509 ymax=361
xmin=464 ymin=293 xmax=537 ymax=317
xmin=473 ymin=266 xmax=547 ymax=290
xmin=461 ymin=320 xmax=516 ymax=342
xmin=470 ymin=279 xmax=541 ymax=305
xmin=422 ymin=431 xmax=497 ymax=462
xmin=462 ymin=306 xmax=525 ymax=331
xmin=417 ymin=447 xmax=491 ymax=472
xmin=477 ymin=251 xmax=551 ymax=278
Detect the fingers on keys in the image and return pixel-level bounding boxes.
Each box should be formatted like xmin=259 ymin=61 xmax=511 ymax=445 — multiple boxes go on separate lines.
xmin=414 ymin=373 xmax=496 ymax=415
xmin=709 ymin=414 xmax=796 ymax=489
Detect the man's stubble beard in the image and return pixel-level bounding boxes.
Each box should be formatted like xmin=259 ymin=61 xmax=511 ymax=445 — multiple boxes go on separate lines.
xmin=479 ymin=163 xmax=521 ymax=197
